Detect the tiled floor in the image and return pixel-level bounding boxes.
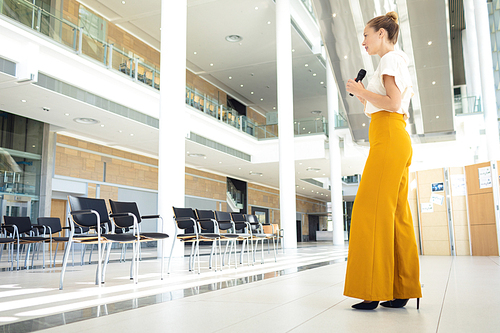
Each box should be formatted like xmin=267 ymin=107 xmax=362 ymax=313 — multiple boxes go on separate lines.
xmin=0 ymin=242 xmax=499 ymax=332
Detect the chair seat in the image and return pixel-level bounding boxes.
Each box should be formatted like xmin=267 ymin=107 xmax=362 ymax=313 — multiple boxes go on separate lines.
xmin=141 ymin=232 xmax=169 ymax=240
xmin=219 ymin=234 xmax=241 ymax=239
xmin=49 ymin=237 xmax=70 ymax=242
xmin=0 ymin=238 xmax=14 ymax=244
xmin=19 ymin=236 xmax=47 ymax=243
xmin=104 ymin=234 xmax=137 ymax=242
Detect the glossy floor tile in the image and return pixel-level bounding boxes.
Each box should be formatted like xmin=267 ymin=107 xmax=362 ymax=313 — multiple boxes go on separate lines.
xmin=0 ymin=243 xmax=498 ymax=333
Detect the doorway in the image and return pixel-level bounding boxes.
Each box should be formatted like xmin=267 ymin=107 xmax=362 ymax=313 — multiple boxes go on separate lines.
xmin=296 ymin=220 xmax=302 ymax=242
xmin=308 ymin=215 xmax=319 ymax=241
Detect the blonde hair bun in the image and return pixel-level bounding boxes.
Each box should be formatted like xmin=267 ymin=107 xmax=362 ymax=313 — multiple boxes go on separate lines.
xmin=386 ymin=11 xmax=398 ymax=24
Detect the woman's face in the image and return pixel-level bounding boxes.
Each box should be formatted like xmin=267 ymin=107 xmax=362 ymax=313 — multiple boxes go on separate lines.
xmin=362 ymin=26 xmax=382 ymax=55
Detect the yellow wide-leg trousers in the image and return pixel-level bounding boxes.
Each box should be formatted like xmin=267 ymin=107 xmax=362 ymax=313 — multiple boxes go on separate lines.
xmin=344 ymin=111 xmax=422 ymax=301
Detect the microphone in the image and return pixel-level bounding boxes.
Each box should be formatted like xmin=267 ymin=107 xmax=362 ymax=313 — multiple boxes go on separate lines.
xmin=349 ymin=69 xmax=367 ymax=96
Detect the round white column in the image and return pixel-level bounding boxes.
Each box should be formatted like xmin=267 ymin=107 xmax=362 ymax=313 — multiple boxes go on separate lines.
xmin=159 ymin=0 xmax=187 ymax=258
xmin=276 ymin=0 xmax=297 ymax=249
xmin=473 ymin=0 xmax=500 ymax=160
xmin=326 ymin=60 xmax=344 ymax=246
xmin=462 ymin=0 xmax=482 ymax=99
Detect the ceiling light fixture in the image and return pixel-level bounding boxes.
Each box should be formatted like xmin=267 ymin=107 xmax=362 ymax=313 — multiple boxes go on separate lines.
xmin=313 ymin=73 xmax=317 ymax=76
xmin=64 ymin=113 xmax=70 ymax=116
xmin=332 ymin=13 xmax=337 ymax=17
xmin=306 ymin=167 xmax=321 ymax=171
xmin=432 ymin=81 xmax=436 ymax=85
xmin=260 ymin=98 xmax=263 ymax=101
xmin=428 ymin=41 xmax=432 ymax=46
xmin=255 ymin=6 xmax=258 ymax=10
xmin=311 ymin=110 xmax=322 ymax=114
xmin=362 ymin=123 xmax=366 ymax=127
xmin=344 ymin=55 xmax=348 ymax=59
xmin=305 ymin=64 xmax=309 ymax=67
xmin=240 ymin=84 xmax=244 ymax=87
xmin=249 ymin=171 xmax=262 ymax=176
xmin=436 ymin=116 xmax=440 ymax=119
xmin=267 ymin=21 xmax=271 ymax=25
xmin=251 ymin=92 xmax=254 ymax=94
xmin=229 ymin=76 xmax=232 ymax=79
xmin=100 ymin=124 xmax=104 ymax=127
xmin=194 ymin=51 xmax=197 ymax=54
xmin=320 ymin=81 xmax=324 ymax=84
xmin=21 ymin=100 xmax=26 ymax=103
xmin=188 ymin=153 xmax=206 ymax=158
xmin=121 ymin=0 xmax=125 ymax=4
xmin=225 ymin=35 xmax=243 ymax=43
xmin=130 ymin=133 xmax=134 ymax=136
xmin=74 ymin=118 xmax=99 ymax=125
xmin=210 ymin=63 xmax=214 ymax=66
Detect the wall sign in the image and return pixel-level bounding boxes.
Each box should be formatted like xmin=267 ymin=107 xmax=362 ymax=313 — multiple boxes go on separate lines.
xmin=478 ymin=166 xmax=492 ymax=189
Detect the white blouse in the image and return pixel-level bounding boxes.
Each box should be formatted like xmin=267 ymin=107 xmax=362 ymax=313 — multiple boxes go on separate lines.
xmin=364 ymin=50 xmax=414 ymax=121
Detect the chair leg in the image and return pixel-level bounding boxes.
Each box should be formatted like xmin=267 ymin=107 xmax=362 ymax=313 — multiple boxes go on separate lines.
xmin=240 ymin=240 xmax=245 ymax=264
xmin=188 ymin=242 xmax=195 ymax=272
xmin=101 ymin=243 xmax=113 ymax=284
xmin=233 ymin=240 xmax=237 ymax=269
xmin=261 ymin=239 xmax=264 ymax=264
xmin=209 ymin=242 xmax=215 ymax=270
xmin=272 ymin=237 xmax=277 ymax=262
xmin=59 ymin=240 xmax=72 ymax=290
xmin=195 ymin=240 xmax=201 ymax=274
xmin=130 ymin=242 xmax=136 ymax=281
xmin=54 ymin=243 xmax=59 ymax=267
xmin=167 ymin=238 xmax=176 ymax=274
xmin=160 ymin=239 xmax=165 ymax=280
xmin=223 ymin=241 xmax=229 ymax=267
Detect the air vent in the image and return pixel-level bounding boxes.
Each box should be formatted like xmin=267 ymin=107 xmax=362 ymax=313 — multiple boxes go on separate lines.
xmin=35 ymin=73 xmax=159 ymax=129
xmin=188 ymin=132 xmax=251 ymax=162
xmin=301 ymin=178 xmax=324 ymax=188
xmin=0 ymin=57 xmax=16 ymax=76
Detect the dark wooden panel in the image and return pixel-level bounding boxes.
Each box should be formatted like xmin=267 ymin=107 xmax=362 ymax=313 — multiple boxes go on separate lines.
xmin=470 ymin=224 xmax=499 ymax=256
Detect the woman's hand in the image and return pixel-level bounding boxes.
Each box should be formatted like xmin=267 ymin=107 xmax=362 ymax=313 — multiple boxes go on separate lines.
xmin=346 ymin=79 xmax=366 ymax=104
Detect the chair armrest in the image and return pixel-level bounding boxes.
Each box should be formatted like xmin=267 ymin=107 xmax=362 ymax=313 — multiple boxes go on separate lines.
xmin=109 ymin=213 xmax=132 ymax=218
xmin=141 ymin=215 xmax=160 ymax=219
xmin=70 ymin=209 xmax=93 ymax=215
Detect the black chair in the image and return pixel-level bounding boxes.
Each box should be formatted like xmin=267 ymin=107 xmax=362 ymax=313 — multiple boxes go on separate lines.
xmin=37 ymin=217 xmax=69 ymax=268
xmin=109 ymin=199 xmax=169 ymax=279
xmin=229 ymin=213 xmax=254 ymax=265
xmin=0 ymin=229 xmax=16 ymax=270
xmin=213 ymin=211 xmax=251 ymax=267
xmin=3 ymin=216 xmax=47 ymax=270
xmin=170 ymin=207 xmax=219 ymax=274
xmin=60 ymin=196 xmax=138 ymax=290
xmin=246 ymin=214 xmax=277 ymax=263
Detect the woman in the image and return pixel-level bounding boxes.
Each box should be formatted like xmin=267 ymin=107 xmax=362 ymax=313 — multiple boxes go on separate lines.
xmin=344 ymin=11 xmax=422 ymax=310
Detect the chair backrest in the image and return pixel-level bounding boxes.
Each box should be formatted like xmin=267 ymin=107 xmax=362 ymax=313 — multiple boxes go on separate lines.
xmin=172 ymin=207 xmax=197 ymax=230
xmin=4 ymin=216 xmax=32 ymax=234
xmin=246 ymin=214 xmax=261 ymax=231
xmin=214 ymin=211 xmax=233 ymax=231
xmin=109 ymin=200 xmax=141 ymax=228
xmin=194 ymin=209 xmax=216 ymax=232
xmin=230 ymin=213 xmax=248 ymax=231
xmin=37 ymin=217 xmax=62 ymax=234
xmin=68 ymin=196 xmax=111 ymax=228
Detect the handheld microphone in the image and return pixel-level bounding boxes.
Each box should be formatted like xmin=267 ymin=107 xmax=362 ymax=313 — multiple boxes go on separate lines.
xmin=349 ymin=69 xmax=367 ymax=96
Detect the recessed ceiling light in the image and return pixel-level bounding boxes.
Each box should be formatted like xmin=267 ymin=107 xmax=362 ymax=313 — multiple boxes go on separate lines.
xmin=130 ymin=133 xmax=134 ymax=136
xmin=121 ymin=0 xmax=125 ymax=4
xmin=118 ymin=130 xmax=122 ymax=133
xmin=21 ymin=100 xmax=26 ymax=103
xmin=306 ymin=167 xmax=321 ymax=171
xmin=240 ymin=84 xmax=244 ymax=87
xmin=362 ymin=123 xmax=366 ymax=126
xmin=267 ymin=21 xmax=271 ymax=25
xmin=32 ymin=145 xmax=35 ymax=148
xmin=320 ymin=81 xmax=324 ymax=85
xmin=238 ymin=167 xmax=241 ymax=170
xmin=188 ymin=153 xmax=206 ymax=158
xmin=251 ymin=92 xmax=254 ymax=94
xmin=344 ymin=55 xmax=348 ymax=59
xmin=332 ymin=13 xmax=337 ymax=17
xmin=436 ymin=115 xmax=440 ymax=119
xmin=311 ymin=110 xmax=322 ymax=114
xmin=302 ymin=187 xmax=305 ymax=190
xmin=299 ymin=162 xmax=303 ymax=165
xmin=194 ymin=51 xmax=197 ymax=55
xmin=225 ymin=35 xmax=243 ymax=43
xmin=229 ymin=76 xmax=232 ymax=79
xmin=260 ymin=98 xmax=264 ymax=101
xmin=255 ymin=6 xmax=258 ymax=10
xmin=273 ymin=107 xmax=276 ymax=110
xmin=249 ymin=171 xmax=262 ymax=176
xmin=210 ymin=63 xmax=214 ymax=66
xmin=311 ymin=190 xmax=314 ymax=192
xmin=428 ymin=41 xmax=432 ymax=45
xmin=302 ymin=127 xmax=306 ymax=130
xmin=292 ymin=49 xmax=295 ymax=52
xmin=100 ymin=124 xmax=104 ymax=127
xmin=64 ymin=113 xmax=70 ymax=116
xmin=74 ymin=118 xmax=99 ymax=125
xmin=305 ymin=64 xmax=309 ymax=67
xmin=432 ymin=81 xmax=436 ymax=85
xmin=219 ymin=161 xmax=222 ymax=164
xmin=313 ymin=73 xmax=317 ymax=76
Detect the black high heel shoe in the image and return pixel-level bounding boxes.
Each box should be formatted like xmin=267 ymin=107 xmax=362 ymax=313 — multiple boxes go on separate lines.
xmin=352 ymin=301 xmax=379 ymax=310
xmin=380 ymin=298 xmax=420 ymax=309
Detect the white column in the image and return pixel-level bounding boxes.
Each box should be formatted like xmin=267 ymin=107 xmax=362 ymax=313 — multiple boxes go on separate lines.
xmin=326 ymin=60 xmax=344 ymax=246
xmin=473 ymin=0 xmax=500 ymax=160
xmin=462 ymin=0 xmax=482 ymax=99
xmin=276 ymin=0 xmax=297 ymax=249
xmin=159 ymin=0 xmax=187 ymax=258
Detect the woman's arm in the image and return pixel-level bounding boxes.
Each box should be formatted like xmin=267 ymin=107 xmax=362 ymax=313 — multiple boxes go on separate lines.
xmin=346 ymin=75 xmax=401 ymax=112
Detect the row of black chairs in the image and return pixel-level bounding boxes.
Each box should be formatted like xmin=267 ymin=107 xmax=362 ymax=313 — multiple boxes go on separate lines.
xmin=170 ymin=208 xmax=277 ymax=274
xmin=0 ymin=196 xmax=281 ymax=290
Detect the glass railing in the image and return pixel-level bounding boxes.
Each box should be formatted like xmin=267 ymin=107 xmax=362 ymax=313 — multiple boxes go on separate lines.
xmin=227 ymin=180 xmax=244 ymax=208
xmin=454 ymin=96 xmax=482 ymax=115
xmin=342 ymin=174 xmax=360 ymax=184
xmin=1 ymin=0 xmax=330 ymax=140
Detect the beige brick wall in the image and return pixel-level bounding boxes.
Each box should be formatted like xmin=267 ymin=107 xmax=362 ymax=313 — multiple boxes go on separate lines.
xmin=185 ymin=167 xmax=226 ymax=202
